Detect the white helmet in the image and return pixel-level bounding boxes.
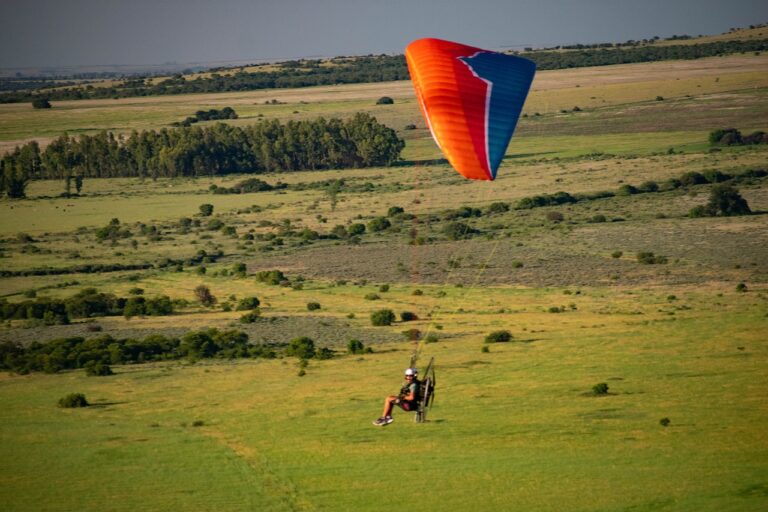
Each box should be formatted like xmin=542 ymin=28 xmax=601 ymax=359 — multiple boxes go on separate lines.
xmin=405 ymin=368 xmax=418 ymax=376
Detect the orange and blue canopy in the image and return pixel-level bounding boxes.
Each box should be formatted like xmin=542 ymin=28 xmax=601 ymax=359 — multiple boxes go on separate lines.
xmin=405 ymin=38 xmax=536 ymax=181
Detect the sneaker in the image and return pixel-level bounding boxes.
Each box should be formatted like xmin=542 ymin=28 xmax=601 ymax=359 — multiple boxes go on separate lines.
xmin=384 ymin=416 xmax=393 ymax=424
xmin=373 ymin=417 xmax=388 ymax=426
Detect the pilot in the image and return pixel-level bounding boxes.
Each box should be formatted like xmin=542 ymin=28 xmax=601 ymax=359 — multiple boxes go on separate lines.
xmin=373 ymin=367 xmax=420 ymax=426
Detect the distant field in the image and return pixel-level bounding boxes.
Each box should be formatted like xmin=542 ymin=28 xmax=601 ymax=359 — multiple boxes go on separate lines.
xmin=1 ymin=41 xmax=767 ymax=512
xmin=2 ymin=53 xmax=766 ymax=155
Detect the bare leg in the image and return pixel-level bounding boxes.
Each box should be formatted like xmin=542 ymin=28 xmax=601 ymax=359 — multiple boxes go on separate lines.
xmin=381 ymin=395 xmax=398 ymax=417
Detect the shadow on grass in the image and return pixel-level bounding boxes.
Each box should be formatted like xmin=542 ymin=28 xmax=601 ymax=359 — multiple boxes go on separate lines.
xmin=397 ymin=151 xmax=559 ymax=168
xmin=89 ymin=400 xmax=128 ymax=408
xmin=502 ymin=151 xmax=559 ymax=160
xmin=395 ymin=158 xmax=449 ymax=167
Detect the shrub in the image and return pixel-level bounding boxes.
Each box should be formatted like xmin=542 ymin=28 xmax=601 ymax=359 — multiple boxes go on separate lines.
xmin=315 ymin=347 xmax=334 ymax=360
xmin=402 ymin=328 xmax=421 ymax=340
xmin=364 ymin=293 xmax=381 ymax=300
xmin=330 ymin=225 xmax=348 ymax=239
xmin=255 ymin=269 xmax=287 ymax=285
xmin=307 ymin=302 xmax=321 ymax=311
xmin=194 ymin=285 xmax=217 ymax=306
xmin=611 ymin=251 xmax=623 ymax=259
xmin=347 ymin=339 xmax=366 ymax=354
xmin=199 ymin=204 xmax=214 ymax=216
xmin=659 ymin=417 xmax=671 ymax=427
xmin=425 ymin=334 xmax=439 ymax=343
xmin=370 ymin=309 xmax=395 ymax=326
xmin=481 ymin=345 xmax=490 ymax=353
xmin=443 ymin=221 xmax=475 ymax=240
xmin=707 ymin=184 xmax=751 ymax=216
xmin=736 ymin=282 xmax=748 ymax=293
xmin=546 ymin=211 xmax=564 ymax=222
xmin=32 ymin=98 xmax=52 ymax=109
xmin=484 ymin=330 xmax=512 ymax=343
xmin=379 ymin=284 xmax=390 ymax=292
xmin=387 ymin=206 xmax=404 ymax=217
xmin=486 ymin=202 xmax=510 ymax=214
xmin=239 ymin=310 xmax=262 ymax=323
xmin=589 ymin=214 xmax=607 ymax=223
xmin=412 ymin=289 xmax=423 ymax=296
xmin=400 ymin=311 xmax=418 ymax=322
xmin=592 ymin=382 xmax=609 ymax=395
xmin=638 ymin=181 xmax=659 ymax=193
xmin=709 ymin=128 xmax=742 ymax=146
xmin=236 ymin=296 xmax=261 ymax=310
xmin=616 ymin=184 xmax=638 ymax=196
xmin=376 ymin=96 xmax=394 ymax=105
xmin=637 ymin=252 xmax=667 ymax=264
xmin=206 ymin=219 xmax=225 ymax=231
xmin=348 ymin=223 xmax=366 ymax=236
xmin=286 ymin=337 xmax=315 ymax=359
xmin=84 ymin=361 xmax=113 ymax=377
xmin=58 ymin=393 xmax=88 ymax=408
xmin=679 ymin=171 xmax=707 ymax=187
xmin=743 ymin=131 xmax=768 ymax=144
xmin=367 ymin=217 xmax=391 ymax=232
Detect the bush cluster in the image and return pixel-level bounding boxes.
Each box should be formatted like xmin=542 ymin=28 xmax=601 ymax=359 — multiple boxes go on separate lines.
xmin=255 ymin=269 xmax=288 ymax=285
xmin=484 ymin=330 xmax=512 ymax=343
xmin=709 ymin=128 xmax=768 ymax=146
xmin=0 ymin=287 xmax=174 ymax=324
xmin=689 ymin=184 xmax=751 ymax=217
xmin=58 ymin=393 xmax=88 ymax=408
xmin=370 ymin=309 xmax=395 ymax=326
xmin=636 ymin=252 xmax=668 ymax=265
xmin=0 ymin=328 xmax=278 ymax=374
xmin=172 ymin=107 xmax=238 ymax=127
xmin=211 ymin=177 xmax=285 ymax=195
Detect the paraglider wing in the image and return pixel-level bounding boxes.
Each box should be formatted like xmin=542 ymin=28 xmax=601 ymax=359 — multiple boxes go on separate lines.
xmin=405 ymin=38 xmax=536 ymax=181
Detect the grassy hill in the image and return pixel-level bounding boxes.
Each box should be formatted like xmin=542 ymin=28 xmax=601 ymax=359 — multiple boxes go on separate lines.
xmin=0 ymin=40 xmax=767 ymax=511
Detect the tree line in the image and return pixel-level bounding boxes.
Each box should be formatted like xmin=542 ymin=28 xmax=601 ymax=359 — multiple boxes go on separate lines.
xmin=2 ymin=39 xmax=766 ymax=103
xmin=0 ymin=329 xmax=278 ymax=374
xmin=0 ymin=287 xmax=175 ymax=325
xmin=0 ymin=114 xmax=404 ymax=198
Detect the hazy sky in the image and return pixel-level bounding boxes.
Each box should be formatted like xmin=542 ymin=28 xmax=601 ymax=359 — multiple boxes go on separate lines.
xmin=1 ymin=0 xmax=766 ymax=68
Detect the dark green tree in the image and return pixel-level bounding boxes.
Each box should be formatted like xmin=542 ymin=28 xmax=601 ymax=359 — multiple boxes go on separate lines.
xmin=32 ymin=98 xmax=51 ymax=109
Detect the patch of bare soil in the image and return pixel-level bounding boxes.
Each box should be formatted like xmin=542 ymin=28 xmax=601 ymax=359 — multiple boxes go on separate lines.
xmin=516 ymin=91 xmax=768 ymax=135
xmin=0 ymin=315 xmax=396 ymax=347
xmin=254 ymin=215 xmax=768 ymax=288
xmin=531 ymin=55 xmax=768 ymax=91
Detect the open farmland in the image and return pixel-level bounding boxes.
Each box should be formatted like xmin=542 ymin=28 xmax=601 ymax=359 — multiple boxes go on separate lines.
xmin=1 ymin=43 xmax=767 ymax=512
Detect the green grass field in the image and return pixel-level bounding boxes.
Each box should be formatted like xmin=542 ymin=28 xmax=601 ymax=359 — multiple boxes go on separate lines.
xmin=1 ymin=49 xmax=767 ymax=511
xmin=0 ymin=284 xmax=766 ymax=511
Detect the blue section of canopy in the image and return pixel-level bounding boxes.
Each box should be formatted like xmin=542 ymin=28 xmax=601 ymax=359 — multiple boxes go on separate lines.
xmin=458 ymin=52 xmax=536 ymax=178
